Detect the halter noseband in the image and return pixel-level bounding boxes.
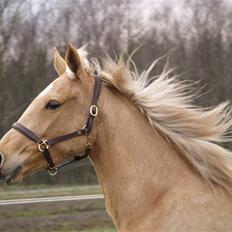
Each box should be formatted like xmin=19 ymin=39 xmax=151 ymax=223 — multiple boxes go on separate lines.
xmin=12 ymin=71 xmax=102 ymax=176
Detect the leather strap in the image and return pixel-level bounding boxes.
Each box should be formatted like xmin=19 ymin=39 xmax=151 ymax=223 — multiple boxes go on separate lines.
xmin=56 ymin=148 xmax=91 ymax=169
xmin=84 ymin=72 xmax=102 ymax=134
xmin=12 ymin=123 xmax=41 ymax=143
xmin=47 ymin=129 xmax=86 ymax=146
xmin=43 ymin=149 xmax=56 ymax=171
xmin=11 ymin=71 xmax=102 ymax=175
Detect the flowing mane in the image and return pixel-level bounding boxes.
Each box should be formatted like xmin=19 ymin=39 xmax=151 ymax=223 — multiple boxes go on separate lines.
xmin=77 ymin=48 xmax=232 ymax=194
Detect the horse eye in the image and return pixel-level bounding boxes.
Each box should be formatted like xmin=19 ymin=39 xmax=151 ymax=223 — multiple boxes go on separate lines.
xmin=45 ymin=100 xmax=61 ymax=110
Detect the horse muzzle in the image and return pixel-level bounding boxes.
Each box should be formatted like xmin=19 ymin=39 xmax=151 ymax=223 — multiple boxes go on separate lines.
xmin=0 ymin=152 xmax=22 ymax=184
xmin=0 ymin=152 xmax=4 ymax=169
xmin=0 ymin=152 xmax=4 ymax=178
xmin=0 ymin=166 xmax=22 ymax=184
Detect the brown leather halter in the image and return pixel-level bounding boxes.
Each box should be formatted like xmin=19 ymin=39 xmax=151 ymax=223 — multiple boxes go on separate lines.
xmin=12 ymin=71 xmax=102 ymax=176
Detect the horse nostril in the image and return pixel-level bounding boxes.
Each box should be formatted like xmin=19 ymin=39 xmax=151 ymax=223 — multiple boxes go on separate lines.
xmin=0 ymin=153 xmax=4 ymax=168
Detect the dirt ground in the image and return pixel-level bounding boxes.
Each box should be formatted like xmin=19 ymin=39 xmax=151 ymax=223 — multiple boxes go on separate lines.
xmin=0 ymin=199 xmax=116 ymax=232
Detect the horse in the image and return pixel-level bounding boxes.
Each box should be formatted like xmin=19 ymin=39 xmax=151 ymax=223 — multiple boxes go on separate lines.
xmin=0 ymin=43 xmax=232 ymax=231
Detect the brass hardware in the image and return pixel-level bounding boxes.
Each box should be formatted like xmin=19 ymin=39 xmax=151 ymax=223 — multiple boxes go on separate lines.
xmin=86 ymin=135 xmax=92 ymax=149
xmin=90 ymin=105 xmax=98 ymax=117
xmin=48 ymin=167 xmax=58 ymax=176
xmin=38 ymin=139 xmax=49 ymax=152
xmin=86 ymin=142 xmax=92 ymax=149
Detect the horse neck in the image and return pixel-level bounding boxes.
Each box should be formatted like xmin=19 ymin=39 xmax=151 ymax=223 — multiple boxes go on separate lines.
xmin=90 ymin=85 xmax=199 ymax=229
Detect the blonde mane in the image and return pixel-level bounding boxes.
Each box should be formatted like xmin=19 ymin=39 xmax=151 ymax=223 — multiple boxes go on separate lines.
xmin=79 ymin=48 xmax=232 ymax=194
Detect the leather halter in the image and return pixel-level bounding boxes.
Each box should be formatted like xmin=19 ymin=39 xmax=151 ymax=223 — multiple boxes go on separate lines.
xmin=12 ymin=71 xmax=102 ymax=176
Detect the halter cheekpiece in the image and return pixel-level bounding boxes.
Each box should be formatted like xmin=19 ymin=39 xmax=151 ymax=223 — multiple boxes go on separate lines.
xmin=12 ymin=71 xmax=102 ymax=176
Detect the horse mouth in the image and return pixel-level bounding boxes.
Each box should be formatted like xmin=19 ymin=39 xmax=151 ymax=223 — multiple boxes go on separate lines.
xmin=0 ymin=166 xmax=22 ymax=184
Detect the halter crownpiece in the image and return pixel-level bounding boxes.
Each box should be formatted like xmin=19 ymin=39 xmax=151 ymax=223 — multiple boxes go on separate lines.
xmin=12 ymin=71 xmax=102 ymax=176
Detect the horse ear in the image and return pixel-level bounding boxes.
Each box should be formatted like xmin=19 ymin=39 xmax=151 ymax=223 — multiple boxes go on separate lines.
xmin=54 ymin=47 xmax=66 ymax=76
xmin=65 ymin=43 xmax=82 ymax=76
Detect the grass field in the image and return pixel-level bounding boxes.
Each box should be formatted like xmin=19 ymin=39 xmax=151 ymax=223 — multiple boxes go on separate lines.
xmin=0 ymin=184 xmax=102 ymax=200
xmin=0 ymin=184 xmax=116 ymax=232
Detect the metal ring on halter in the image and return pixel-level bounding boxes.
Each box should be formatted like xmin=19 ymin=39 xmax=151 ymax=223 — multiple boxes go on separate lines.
xmin=90 ymin=105 xmax=98 ymax=117
xmin=85 ymin=143 xmax=92 ymax=150
xmin=38 ymin=139 xmax=49 ymax=152
xmin=85 ymin=135 xmax=92 ymax=149
xmin=48 ymin=167 xmax=58 ymax=176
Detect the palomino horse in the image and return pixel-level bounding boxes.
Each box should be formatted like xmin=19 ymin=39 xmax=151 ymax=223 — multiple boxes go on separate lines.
xmin=0 ymin=44 xmax=232 ymax=231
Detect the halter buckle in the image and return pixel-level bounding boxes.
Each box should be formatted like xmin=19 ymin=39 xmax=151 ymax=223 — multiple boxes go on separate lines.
xmin=38 ymin=139 xmax=49 ymax=152
xmin=90 ymin=105 xmax=98 ymax=117
xmin=48 ymin=167 xmax=58 ymax=176
xmin=86 ymin=135 xmax=92 ymax=149
xmin=86 ymin=142 xmax=92 ymax=149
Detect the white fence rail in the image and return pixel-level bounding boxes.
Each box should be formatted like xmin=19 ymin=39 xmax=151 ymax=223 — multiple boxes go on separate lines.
xmin=0 ymin=194 xmax=104 ymax=206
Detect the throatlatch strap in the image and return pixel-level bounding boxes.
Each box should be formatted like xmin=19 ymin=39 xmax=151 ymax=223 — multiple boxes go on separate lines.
xmin=56 ymin=151 xmax=90 ymax=170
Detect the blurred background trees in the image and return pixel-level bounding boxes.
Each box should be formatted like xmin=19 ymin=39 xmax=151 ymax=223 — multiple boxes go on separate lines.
xmin=1 ymin=0 xmax=232 ymax=184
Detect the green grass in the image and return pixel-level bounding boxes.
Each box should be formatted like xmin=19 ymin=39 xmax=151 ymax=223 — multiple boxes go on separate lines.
xmin=20 ymin=228 xmax=116 ymax=232
xmin=79 ymin=229 xmax=116 ymax=232
xmin=1 ymin=201 xmax=103 ymax=219
xmin=0 ymin=199 xmax=116 ymax=232
xmin=0 ymin=184 xmax=116 ymax=231
xmin=0 ymin=184 xmax=101 ymax=200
